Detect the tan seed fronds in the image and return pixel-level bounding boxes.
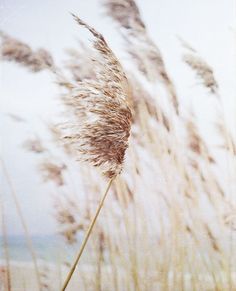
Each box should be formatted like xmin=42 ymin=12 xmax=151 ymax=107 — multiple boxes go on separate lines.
xmin=53 ymin=196 xmax=89 ymax=244
xmin=204 ymin=224 xmax=220 ymax=252
xmin=22 ymin=137 xmax=46 ymax=154
xmin=103 ymin=0 xmax=145 ymax=30
xmin=0 ymin=32 xmax=54 ymax=72
xmin=48 ymin=124 xmax=73 ymax=155
xmin=59 ymin=227 xmax=78 ymax=244
xmin=65 ymin=44 xmax=96 ymax=82
xmin=224 ymin=212 xmax=236 ymax=231
xmin=71 ymin=14 xmax=130 ymax=91
xmin=186 ymin=119 xmax=215 ymax=163
xmin=189 ymin=158 xmax=199 ymax=171
xmin=104 ymin=0 xmax=179 ymax=114
xmin=56 ymin=212 xmax=80 ymax=244
xmin=128 ymin=75 xmax=170 ymax=131
xmin=183 ymin=53 xmax=218 ymax=93
xmin=177 ymin=36 xmax=197 ymax=53
xmin=215 ymin=120 xmax=236 ymax=155
xmin=60 ymin=15 xmax=132 ymax=178
xmin=214 ymin=180 xmax=225 ymax=197
xmin=39 ymin=160 xmax=67 ymax=186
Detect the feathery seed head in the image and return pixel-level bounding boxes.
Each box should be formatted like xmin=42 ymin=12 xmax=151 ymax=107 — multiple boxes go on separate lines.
xmin=39 ymin=161 xmax=67 ymax=186
xmin=65 ymin=45 xmax=96 ymax=82
xmin=0 ymin=32 xmax=54 ymax=72
xmin=23 ymin=137 xmax=45 ymax=154
xmin=183 ymin=53 xmax=218 ymax=93
xmin=104 ymin=0 xmax=179 ymax=114
xmin=60 ymin=15 xmax=132 ymax=178
xmin=103 ymin=0 xmax=145 ymax=31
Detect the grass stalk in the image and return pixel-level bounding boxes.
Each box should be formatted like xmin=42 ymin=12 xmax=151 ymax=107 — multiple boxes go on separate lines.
xmin=61 ymin=177 xmax=114 ymax=291
xmin=0 ymin=157 xmax=42 ymax=291
xmin=0 ymin=200 xmax=11 ymax=291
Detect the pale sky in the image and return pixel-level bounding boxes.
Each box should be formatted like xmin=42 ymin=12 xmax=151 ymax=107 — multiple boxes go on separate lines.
xmin=0 ymin=0 xmax=235 ymax=235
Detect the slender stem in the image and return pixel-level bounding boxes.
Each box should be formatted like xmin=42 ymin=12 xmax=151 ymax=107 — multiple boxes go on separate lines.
xmin=1 ymin=200 xmax=11 ymax=291
xmin=0 ymin=158 xmax=42 ymax=291
xmin=61 ymin=177 xmax=114 ymax=291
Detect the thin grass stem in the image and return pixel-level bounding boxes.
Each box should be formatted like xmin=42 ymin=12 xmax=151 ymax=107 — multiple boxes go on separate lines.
xmin=0 ymin=157 xmax=42 ymax=291
xmin=61 ymin=177 xmax=114 ymax=291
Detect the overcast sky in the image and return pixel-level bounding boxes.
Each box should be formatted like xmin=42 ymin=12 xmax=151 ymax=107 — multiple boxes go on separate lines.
xmin=1 ymin=0 xmax=235 ymax=236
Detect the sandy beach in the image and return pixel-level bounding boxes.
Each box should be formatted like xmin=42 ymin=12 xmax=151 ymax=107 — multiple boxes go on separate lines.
xmin=0 ymin=260 xmax=116 ymax=291
xmin=1 ymin=260 xmax=236 ymax=291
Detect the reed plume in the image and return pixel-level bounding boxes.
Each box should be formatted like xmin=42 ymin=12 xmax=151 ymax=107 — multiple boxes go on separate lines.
xmin=216 ymin=120 xmax=236 ymax=155
xmin=64 ymin=44 xmax=96 ymax=82
xmin=0 ymin=31 xmax=54 ymax=72
xmin=23 ymin=137 xmax=46 ymax=154
xmin=128 ymin=75 xmax=170 ymax=131
xmin=181 ymin=43 xmax=218 ymax=93
xmin=104 ymin=0 xmax=179 ymax=114
xmin=54 ymin=196 xmax=83 ymax=244
xmin=103 ymin=0 xmax=164 ymax=82
xmin=186 ymin=118 xmax=215 ymax=163
xmin=60 ymin=14 xmax=132 ymax=179
xmin=39 ymin=160 xmax=67 ymax=186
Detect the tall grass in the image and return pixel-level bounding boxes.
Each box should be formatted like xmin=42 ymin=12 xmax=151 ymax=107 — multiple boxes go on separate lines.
xmin=1 ymin=0 xmax=236 ymax=290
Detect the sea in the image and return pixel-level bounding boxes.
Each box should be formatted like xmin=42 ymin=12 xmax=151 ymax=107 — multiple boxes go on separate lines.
xmin=0 ymin=235 xmax=77 ymax=263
